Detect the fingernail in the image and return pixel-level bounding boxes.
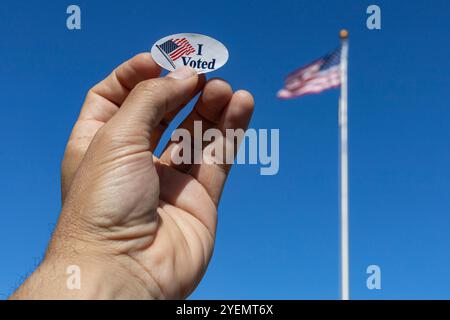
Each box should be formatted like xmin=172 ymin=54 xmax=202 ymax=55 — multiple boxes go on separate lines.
xmin=167 ymin=66 xmax=197 ymax=80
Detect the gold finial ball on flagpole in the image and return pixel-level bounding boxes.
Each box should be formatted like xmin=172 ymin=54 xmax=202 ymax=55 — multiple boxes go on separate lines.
xmin=340 ymin=29 xmax=349 ymax=39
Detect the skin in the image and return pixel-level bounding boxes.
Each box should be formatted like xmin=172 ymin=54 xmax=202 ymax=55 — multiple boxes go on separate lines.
xmin=10 ymin=53 xmax=254 ymax=299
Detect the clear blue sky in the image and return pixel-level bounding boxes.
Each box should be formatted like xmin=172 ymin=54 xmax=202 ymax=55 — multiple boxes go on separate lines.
xmin=1 ymin=0 xmax=450 ymax=299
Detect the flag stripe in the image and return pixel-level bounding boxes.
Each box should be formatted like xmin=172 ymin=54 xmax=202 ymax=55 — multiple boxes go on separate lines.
xmin=286 ymin=68 xmax=340 ymax=91
xmin=278 ymin=46 xmax=342 ymax=99
xmin=169 ymin=38 xmax=195 ymax=61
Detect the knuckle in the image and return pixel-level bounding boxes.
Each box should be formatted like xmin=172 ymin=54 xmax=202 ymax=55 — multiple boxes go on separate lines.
xmin=133 ymin=79 xmax=170 ymax=114
xmin=134 ymin=79 xmax=165 ymax=96
xmin=94 ymin=124 xmax=137 ymax=149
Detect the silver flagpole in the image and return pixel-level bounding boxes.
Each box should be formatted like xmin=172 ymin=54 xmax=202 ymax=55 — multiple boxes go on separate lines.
xmin=339 ymin=29 xmax=349 ymax=300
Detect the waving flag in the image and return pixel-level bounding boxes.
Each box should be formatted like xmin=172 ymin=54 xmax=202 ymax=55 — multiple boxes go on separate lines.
xmin=277 ymin=46 xmax=342 ymax=99
xmin=157 ymin=38 xmax=196 ymax=62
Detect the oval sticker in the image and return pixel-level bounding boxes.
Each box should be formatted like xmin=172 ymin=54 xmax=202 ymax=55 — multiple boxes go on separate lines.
xmin=151 ymin=33 xmax=229 ymax=74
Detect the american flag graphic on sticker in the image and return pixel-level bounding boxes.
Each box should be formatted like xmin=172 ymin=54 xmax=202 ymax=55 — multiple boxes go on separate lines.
xmin=156 ymin=38 xmax=196 ymax=67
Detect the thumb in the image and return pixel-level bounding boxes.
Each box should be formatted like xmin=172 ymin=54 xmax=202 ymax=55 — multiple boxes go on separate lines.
xmin=105 ymin=66 xmax=199 ymax=140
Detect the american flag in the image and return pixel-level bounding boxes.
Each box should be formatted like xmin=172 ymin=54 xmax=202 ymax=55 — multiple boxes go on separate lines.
xmin=277 ymin=46 xmax=342 ymax=99
xmin=157 ymin=38 xmax=196 ymax=62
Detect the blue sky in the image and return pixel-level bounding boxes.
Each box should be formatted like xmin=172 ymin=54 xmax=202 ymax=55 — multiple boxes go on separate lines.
xmin=1 ymin=0 xmax=450 ymax=299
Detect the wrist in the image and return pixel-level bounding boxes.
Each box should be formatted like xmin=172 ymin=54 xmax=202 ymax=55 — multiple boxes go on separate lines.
xmin=11 ymin=242 xmax=158 ymax=300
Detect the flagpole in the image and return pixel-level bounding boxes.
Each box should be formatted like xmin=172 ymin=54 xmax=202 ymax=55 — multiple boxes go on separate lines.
xmin=339 ymin=29 xmax=349 ymax=300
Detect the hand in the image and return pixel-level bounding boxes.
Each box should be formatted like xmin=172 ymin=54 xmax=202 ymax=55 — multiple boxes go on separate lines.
xmin=12 ymin=53 xmax=254 ymax=299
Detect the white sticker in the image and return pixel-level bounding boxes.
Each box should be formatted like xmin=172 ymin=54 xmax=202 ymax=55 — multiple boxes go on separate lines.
xmin=151 ymin=33 xmax=229 ymax=74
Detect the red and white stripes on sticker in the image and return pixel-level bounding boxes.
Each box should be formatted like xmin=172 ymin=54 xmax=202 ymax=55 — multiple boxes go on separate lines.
xmin=170 ymin=38 xmax=196 ymax=61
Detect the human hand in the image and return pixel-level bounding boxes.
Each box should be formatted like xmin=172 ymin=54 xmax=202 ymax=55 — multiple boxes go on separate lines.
xmin=12 ymin=53 xmax=254 ymax=299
